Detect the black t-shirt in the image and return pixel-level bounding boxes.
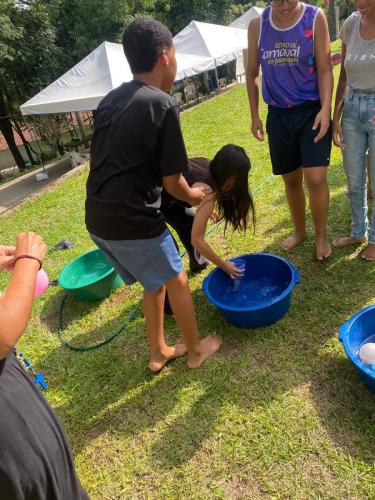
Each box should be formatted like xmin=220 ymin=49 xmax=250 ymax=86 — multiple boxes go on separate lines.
xmin=0 ymin=353 xmax=88 ymax=500
xmin=161 ymin=157 xmax=215 ymax=206
xmin=85 ymin=80 xmax=189 ymax=240
xmin=183 ymin=157 xmax=215 ymax=191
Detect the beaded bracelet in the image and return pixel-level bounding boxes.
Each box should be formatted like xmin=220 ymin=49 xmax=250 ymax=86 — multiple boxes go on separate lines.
xmin=13 ymin=254 xmax=42 ymax=270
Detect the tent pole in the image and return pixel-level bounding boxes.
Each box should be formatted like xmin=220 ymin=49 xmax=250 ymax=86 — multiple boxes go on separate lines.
xmin=203 ymin=72 xmax=210 ymax=94
xmin=74 ymin=111 xmax=89 ymax=148
xmin=214 ymin=60 xmax=220 ymax=93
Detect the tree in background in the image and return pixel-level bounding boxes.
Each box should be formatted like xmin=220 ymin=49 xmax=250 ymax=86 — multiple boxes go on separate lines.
xmin=306 ymin=0 xmax=354 ymax=40
xmin=0 ymin=0 xmax=26 ymax=170
xmin=0 ymin=0 xmax=62 ymax=170
xmin=154 ymin=0 xmax=258 ymax=33
xmin=50 ymin=0 xmax=160 ymax=68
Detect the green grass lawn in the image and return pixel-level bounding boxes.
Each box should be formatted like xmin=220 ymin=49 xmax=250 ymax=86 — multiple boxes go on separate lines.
xmin=1 ymin=70 xmax=375 ymax=499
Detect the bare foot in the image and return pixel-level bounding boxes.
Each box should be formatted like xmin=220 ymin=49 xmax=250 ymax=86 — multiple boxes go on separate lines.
xmin=361 ymin=243 xmax=375 ymax=261
xmin=332 ymin=235 xmax=367 ymax=248
xmin=316 ymin=240 xmax=332 ymax=261
xmin=187 ymin=334 xmax=222 ymax=369
xmin=149 ymin=344 xmax=187 ymax=373
xmin=281 ymin=233 xmax=306 ymax=251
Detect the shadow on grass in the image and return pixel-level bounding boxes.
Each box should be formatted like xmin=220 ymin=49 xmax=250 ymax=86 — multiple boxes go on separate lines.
xmin=310 ymin=352 xmax=375 ymax=466
xmin=269 ymin=193 xmax=286 ymax=208
xmin=40 ymin=259 xmax=375 ymax=472
xmin=148 ymin=268 xmax=375 ymax=470
xmin=263 ymin=218 xmax=291 ymax=238
xmin=40 ymin=288 xmax=101 ymax=333
xmin=255 ymin=184 xmax=375 ymax=467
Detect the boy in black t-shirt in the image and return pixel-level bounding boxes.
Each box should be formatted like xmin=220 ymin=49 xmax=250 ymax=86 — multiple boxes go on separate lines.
xmin=86 ymin=18 xmax=221 ymax=371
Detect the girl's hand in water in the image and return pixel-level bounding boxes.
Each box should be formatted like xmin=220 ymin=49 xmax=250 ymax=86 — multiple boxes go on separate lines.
xmin=221 ymin=261 xmax=245 ymax=279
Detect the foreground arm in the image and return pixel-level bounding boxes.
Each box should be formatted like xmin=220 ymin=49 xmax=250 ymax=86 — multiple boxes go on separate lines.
xmin=191 ymin=199 xmax=244 ymax=278
xmin=313 ymin=10 xmax=333 ymax=143
xmin=0 ymin=232 xmax=46 ymax=359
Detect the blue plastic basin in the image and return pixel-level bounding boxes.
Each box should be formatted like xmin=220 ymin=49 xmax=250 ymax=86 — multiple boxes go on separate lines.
xmin=202 ymin=253 xmax=300 ymax=328
xmin=339 ymin=305 xmax=375 ymax=394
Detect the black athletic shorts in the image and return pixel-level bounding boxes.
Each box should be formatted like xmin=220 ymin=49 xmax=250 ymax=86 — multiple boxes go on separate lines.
xmin=266 ymin=101 xmax=332 ymax=176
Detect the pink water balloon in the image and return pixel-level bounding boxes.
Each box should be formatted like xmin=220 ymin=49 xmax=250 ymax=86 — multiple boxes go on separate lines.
xmin=34 ymin=268 xmax=49 ymax=297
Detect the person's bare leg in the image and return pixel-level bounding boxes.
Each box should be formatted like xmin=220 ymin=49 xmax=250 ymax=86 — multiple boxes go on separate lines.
xmin=304 ymin=167 xmax=331 ymax=260
xmin=281 ymin=168 xmax=306 ymax=250
xmin=143 ymin=285 xmax=187 ymax=372
xmin=166 ymin=270 xmax=221 ymax=368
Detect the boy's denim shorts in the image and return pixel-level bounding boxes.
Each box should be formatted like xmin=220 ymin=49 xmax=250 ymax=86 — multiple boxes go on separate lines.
xmin=90 ymin=229 xmax=183 ymax=292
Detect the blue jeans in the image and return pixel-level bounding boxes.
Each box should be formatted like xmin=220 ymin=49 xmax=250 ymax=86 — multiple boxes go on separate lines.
xmin=341 ymin=91 xmax=375 ymax=243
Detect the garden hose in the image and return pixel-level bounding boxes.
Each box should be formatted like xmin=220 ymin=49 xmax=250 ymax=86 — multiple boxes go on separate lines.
xmin=57 ymin=290 xmax=141 ymax=352
xmin=57 ymin=174 xmax=274 ymax=352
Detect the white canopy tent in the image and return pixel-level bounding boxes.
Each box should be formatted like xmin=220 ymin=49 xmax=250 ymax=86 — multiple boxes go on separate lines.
xmin=20 ymin=42 xmax=132 ymax=115
xmin=230 ymin=6 xmax=263 ymax=30
xmin=230 ymin=6 xmax=263 ymax=81
xmin=20 ymin=21 xmax=248 ymax=115
xmin=173 ymin=20 xmax=248 ymax=78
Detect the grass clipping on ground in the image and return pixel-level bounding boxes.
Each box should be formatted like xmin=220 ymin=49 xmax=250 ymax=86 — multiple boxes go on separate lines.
xmin=1 ymin=76 xmax=375 ymax=499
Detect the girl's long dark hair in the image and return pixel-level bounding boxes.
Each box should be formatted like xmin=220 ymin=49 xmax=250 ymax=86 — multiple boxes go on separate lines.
xmin=209 ymin=144 xmax=255 ymax=233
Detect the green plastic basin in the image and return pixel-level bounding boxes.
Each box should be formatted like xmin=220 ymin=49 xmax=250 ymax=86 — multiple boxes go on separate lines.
xmin=58 ymin=248 xmax=122 ymax=301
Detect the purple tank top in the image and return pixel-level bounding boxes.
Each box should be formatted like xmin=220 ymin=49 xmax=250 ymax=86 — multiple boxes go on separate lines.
xmin=258 ymin=3 xmax=320 ymax=108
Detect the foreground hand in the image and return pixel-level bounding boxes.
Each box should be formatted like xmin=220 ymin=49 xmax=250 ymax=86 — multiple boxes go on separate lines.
xmin=188 ymin=187 xmax=207 ymax=206
xmin=221 ymin=261 xmax=245 ymax=279
xmin=14 ymin=232 xmax=47 ymax=263
xmin=332 ymin=120 xmax=345 ymax=149
xmin=251 ymin=117 xmax=264 ymax=141
xmin=312 ymin=109 xmax=331 ymax=143
xmin=0 ymin=246 xmax=16 ymax=271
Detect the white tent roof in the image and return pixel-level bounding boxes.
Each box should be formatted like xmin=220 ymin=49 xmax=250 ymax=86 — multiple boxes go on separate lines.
xmin=229 ymin=6 xmax=263 ymax=78
xmin=20 ymin=42 xmax=133 ymax=115
xmin=174 ymin=20 xmax=247 ymax=71
xmin=229 ymin=6 xmax=263 ymax=30
xmin=20 ymin=21 xmax=248 ymax=115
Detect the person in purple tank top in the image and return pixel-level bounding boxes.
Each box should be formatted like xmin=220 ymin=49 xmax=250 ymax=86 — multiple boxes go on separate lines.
xmin=246 ymin=1 xmax=333 ymax=261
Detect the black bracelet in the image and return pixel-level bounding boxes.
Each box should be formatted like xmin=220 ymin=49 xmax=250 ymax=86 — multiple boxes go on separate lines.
xmin=13 ymin=255 xmax=42 ymax=270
